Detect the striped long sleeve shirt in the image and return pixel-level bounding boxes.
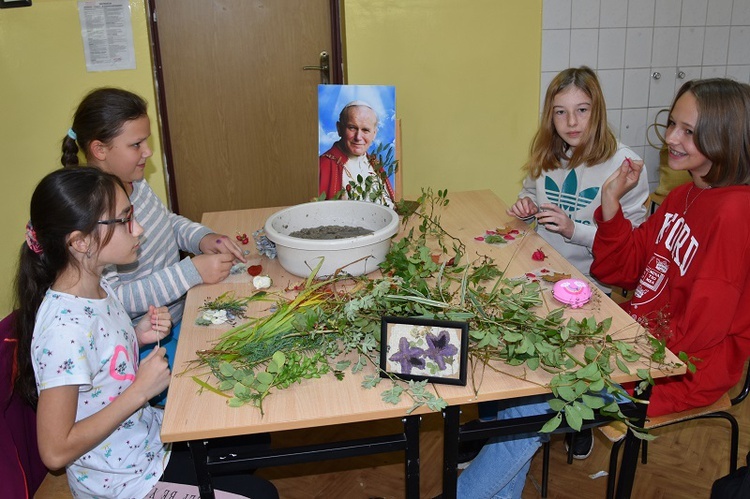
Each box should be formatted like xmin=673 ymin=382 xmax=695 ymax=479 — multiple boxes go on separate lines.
xmin=103 ymin=179 xmax=212 ymax=325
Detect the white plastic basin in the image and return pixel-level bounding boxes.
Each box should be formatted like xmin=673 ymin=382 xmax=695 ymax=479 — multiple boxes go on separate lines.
xmin=264 ymin=200 xmax=399 ymax=278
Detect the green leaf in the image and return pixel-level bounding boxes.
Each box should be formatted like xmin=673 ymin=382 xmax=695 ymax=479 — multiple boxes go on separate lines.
xmin=233 ymin=383 xmax=250 ymax=398
xmin=581 ymin=393 xmax=606 ymax=409
xmin=589 ymin=378 xmax=605 ymax=392
xmin=219 ymin=362 xmax=236 ymax=377
xmin=548 ymin=398 xmax=567 ymax=412
xmin=616 ymin=357 xmax=631 ymax=374
xmin=272 ymin=350 xmax=286 ymax=366
xmin=335 ymin=360 xmax=352 ymax=370
xmin=573 ymin=400 xmax=595 ymax=420
xmin=630 ymin=428 xmax=657 ymax=441
xmin=576 ymin=362 xmax=599 ymax=380
xmin=557 ymin=385 xmax=577 ymax=402
xmin=228 ymin=397 xmax=246 ymax=408
xmin=564 ymin=404 xmax=583 ymax=431
xmin=540 ymin=413 xmax=563 ymax=433
xmin=256 ymin=371 xmax=274 ymax=385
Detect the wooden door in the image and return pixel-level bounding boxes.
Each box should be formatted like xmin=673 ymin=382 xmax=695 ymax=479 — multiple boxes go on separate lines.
xmin=150 ymin=0 xmax=341 ymax=221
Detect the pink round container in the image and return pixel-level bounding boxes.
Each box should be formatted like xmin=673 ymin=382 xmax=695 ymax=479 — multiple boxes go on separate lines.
xmin=552 ymin=279 xmax=592 ymax=308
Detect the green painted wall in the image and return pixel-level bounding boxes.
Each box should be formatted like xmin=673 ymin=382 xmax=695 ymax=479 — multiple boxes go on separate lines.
xmin=344 ymin=0 xmax=542 ymax=201
xmin=0 ymin=0 xmax=541 ymax=315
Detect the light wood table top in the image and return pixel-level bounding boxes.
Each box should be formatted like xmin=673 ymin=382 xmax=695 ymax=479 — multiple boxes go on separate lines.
xmin=161 ymin=190 xmax=684 ymax=443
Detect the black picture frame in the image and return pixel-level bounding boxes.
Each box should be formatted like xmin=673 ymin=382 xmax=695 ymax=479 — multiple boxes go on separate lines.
xmin=380 ymin=316 xmax=469 ymax=386
xmin=0 ymin=0 xmax=32 ymax=8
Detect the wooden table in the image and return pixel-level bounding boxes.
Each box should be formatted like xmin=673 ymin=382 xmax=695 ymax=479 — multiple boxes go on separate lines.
xmin=161 ymin=190 xmax=684 ymax=498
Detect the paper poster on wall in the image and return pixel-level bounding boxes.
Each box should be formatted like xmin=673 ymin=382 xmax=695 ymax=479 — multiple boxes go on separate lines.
xmin=77 ymin=0 xmax=136 ymax=72
xmin=318 ymin=85 xmax=397 ymax=206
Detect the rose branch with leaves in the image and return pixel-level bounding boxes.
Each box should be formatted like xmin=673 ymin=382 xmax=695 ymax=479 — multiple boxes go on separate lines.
xmin=185 ymin=188 xmax=690 ymax=434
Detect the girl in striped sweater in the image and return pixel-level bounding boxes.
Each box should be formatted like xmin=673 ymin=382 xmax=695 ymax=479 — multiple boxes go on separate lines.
xmin=61 ymin=88 xmax=246 ymax=402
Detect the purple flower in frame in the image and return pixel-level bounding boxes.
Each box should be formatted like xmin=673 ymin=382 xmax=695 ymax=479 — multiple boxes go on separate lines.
xmin=424 ymin=329 xmax=458 ymax=371
xmin=389 ymin=336 xmax=426 ymax=375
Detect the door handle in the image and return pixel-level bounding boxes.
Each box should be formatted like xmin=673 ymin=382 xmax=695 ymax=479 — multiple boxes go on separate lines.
xmin=303 ymin=51 xmax=330 ymax=84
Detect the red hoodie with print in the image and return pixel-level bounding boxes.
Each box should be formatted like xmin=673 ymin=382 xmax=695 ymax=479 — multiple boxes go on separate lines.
xmin=591 ymin=183 xmax=750 ymax=416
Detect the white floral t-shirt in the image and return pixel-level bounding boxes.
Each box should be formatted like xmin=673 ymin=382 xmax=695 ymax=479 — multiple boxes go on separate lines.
xmin=32 ymin=280 xmax=169 ymax=498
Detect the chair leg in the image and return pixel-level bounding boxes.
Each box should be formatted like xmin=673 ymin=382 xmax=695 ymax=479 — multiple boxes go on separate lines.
xmin=606 ymin=438 xmax=625 ymax=499
xmin=697 ymin=412 xmax=739 ymax=472
xmin=567 ymin=434 xmax=574 ymax=464
xmin=729 ymin=415 xmax=739 ymax=472
xmin=541 ymin=441 xmax=550 ymax=498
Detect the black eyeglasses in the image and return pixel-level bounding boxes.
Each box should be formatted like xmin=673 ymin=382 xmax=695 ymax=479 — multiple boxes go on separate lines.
xmin=97 ymin=205 xmax=134 ymax=233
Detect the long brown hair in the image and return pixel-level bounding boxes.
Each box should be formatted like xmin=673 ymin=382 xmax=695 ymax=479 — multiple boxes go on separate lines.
xmin=525 ymin=66 xmax=618 ymax=179
xmin=669 ymin=78 xmax=750 ymax=187
xmin=13 ymin=167 xmax=124 ymax=407
xmin=61 ymin=88 xmax=148 ymax=167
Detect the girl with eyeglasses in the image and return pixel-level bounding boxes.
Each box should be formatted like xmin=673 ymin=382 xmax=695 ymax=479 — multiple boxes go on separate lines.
xmin=61 ymin=88 xmax=246 ymax=403
xmin=13 ymin=167 xmax=278 ymax=499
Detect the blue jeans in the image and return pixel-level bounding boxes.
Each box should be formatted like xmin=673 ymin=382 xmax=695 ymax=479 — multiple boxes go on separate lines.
xmin=457 ymin=395 xmax=552 ymax=499
xmin=140 ymin=320 xmax=181 ymax=406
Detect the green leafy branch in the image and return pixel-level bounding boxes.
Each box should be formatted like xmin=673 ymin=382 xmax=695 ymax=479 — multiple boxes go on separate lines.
xmin=184 ymin=188 xmax=684 ymax=434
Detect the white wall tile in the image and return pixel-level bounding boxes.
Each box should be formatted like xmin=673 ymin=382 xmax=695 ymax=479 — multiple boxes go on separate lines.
xmin=681 ymin=0 xmax=709 ymax=26
xmin=625 ymin=27 xmax=654 ymax=67
xmin=571 ymin=0 xmax=600 ymax=28
xmin=731 ymin=0 xmax=750 ymax=26
xmin=570 ymin=29 xmax=600 ymax=68
xmin=542 ymin=30 xmax=572 ymax=72
xmin=600 ymin=0 xmax=628 ymax=28
xmin=648 ymin=67 xmax=678 ymax=107
xmin=598 ymin=28 xmax=627 ymax=68
xmin=643 ymin=144 xmax=662 ymax=187
xmin=703 ymin=27 xmax=730 ymax=65
xmin=654 ymin=0 xmax=682 ymax=27
xmin=629 ymin=145 xmax=647 ymax=166
xmin=677 ymin=27 xmax=705 ymax=66
xmin=598 ymin=68 xmax=625 ymax=108
xmin=652 ymin=27 xmax=680 ymax=66
xmin=623 ymin=68 xmax=651 ymax=108
xmin=676 ymin=66 xmax=701 ymax=86
xmin=620 ymin=108 xmax=649 ymax=147
xmin=706 ymin=0 xmax=733 ymax=25
xmin=543 ymin=0 xmax=572 ymax=29
xmin=627 ymin=0 xmax=656 ymax=27
xmin=647 ymin=106 xmax=670 ymax=147
xmin=701 ymin=66 xmax=727 ymax=77
xmin=608 ymin=109 xmax=622 ymax=137
xmin=726 ymin=65 xmax=750 ymax=84
xmin=540 ymin=71 xmax=559 ymax=112
xmin=728 ymin=27 xmax=750 ymax=65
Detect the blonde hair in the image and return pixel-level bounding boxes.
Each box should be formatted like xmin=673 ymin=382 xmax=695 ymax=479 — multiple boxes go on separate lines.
xmin=525 ymin=67 xmax=617 ymax=179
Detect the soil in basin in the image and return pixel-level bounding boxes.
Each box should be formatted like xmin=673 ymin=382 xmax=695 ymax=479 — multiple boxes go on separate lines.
xmin=288 ymin=225 xmax=373 ymax=240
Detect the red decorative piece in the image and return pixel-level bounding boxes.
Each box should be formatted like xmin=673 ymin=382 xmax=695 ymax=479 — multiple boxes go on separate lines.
xmin=532 ymin=249 xmax=547 ymax=261
xmin=247 ymin=265 xmax=263 ymax=276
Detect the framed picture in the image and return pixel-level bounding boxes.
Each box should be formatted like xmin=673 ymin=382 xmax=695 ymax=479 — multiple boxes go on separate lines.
xmin=0 ymin=0 xmax=32 ymax=8
xmin=380 ymin=316 xmax=468 ymax=386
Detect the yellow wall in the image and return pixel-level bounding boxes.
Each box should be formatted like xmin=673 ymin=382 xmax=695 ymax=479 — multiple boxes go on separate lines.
xmin=0 ymin=0 xmax=541 ymax=315
xmin=0 ymin=0 xmax=165 ymax=314
xmin=344 ymin=0 xmax=542 ymax=202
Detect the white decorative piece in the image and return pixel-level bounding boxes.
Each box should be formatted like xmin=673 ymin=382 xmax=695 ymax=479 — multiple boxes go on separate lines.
xmin=264 ymin=200 xmax=399 ymax=278
xmin=252 ymin=275 xmax=273 ymax=289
